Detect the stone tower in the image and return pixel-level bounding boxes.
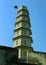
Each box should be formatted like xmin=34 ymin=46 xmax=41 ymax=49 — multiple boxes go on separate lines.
xmin=13 ymin=6 xmax=33 ymax=62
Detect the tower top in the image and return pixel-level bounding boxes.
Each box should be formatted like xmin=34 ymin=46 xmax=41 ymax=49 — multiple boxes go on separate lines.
xmin=17 ymin=6 xmax=29 ymax=15
xmin=18 ymin=6 xmax=27 ymax=10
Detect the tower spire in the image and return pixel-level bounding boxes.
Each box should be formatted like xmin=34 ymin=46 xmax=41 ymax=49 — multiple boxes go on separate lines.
xmin=13 ymin=6 xmax=33 ymax=62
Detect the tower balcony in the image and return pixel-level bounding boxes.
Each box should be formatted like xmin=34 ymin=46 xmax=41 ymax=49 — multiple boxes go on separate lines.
xmin=17 ymin=10 xmax=29 ymax=16
xmin=13 ymin=35 xmax=33 ymax=41
xmin=14 ymin=27 xmax=32 ymax=37
xmin=15 ymin=20 xmax=31 ymax=28
xmin=18 ymin=6 xmax=29 ymax=15
xmin=16 ymin=15 xmax=30 ymax=22
xmin=13 ymin=35 xmax=33 ymax=48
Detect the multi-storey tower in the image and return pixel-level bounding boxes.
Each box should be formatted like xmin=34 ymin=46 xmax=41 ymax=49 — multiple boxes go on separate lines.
xmin=13 ymin=6 xmax=33 ymax=62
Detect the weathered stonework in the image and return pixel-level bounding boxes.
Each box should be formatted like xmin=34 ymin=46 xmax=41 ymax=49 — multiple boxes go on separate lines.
xmin=0 ymin=46 xmax=18 ymax=65
xmin=28 ymin=51 xmax=46 ymax=65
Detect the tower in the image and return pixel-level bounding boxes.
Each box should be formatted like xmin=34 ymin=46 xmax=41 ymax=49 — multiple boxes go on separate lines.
xmin=13 ymin=6 xmax=33 ymax=62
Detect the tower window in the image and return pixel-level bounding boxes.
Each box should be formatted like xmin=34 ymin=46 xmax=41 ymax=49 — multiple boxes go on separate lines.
xmin=24 ymin=50 xmax=27 ymax=56
xmin=23 ymin=40 xmax=26 ymax=45
xmin=24 ymin=30 xmax=26 ymax=34
xmin=23 ymin=16 xmax=28 ymax=21
xmin=17 ymin=31 xmax=19 ymax=35
xmin=23 ymin=11 xmax=27 ymax=15
xmin=17 ymin=24 xmax=19 ymax=27
xmin=16 ymin=40 xmax=18 ymax=45
xmin=22 ymin=22 xmax=27 ymax=28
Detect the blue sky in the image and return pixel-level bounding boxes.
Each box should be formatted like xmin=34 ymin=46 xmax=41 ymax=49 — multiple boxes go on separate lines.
xmin=0 ymin=0 xmax=46 ymax=52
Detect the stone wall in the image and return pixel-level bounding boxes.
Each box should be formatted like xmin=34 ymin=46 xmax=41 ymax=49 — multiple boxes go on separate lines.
xmin=28 ymin=51 xmax=46 ymax=65
xmin=0 ymin=46 xmax=18 ymax=65
xmin=0 ymin=49 xmax=6 ymax=65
